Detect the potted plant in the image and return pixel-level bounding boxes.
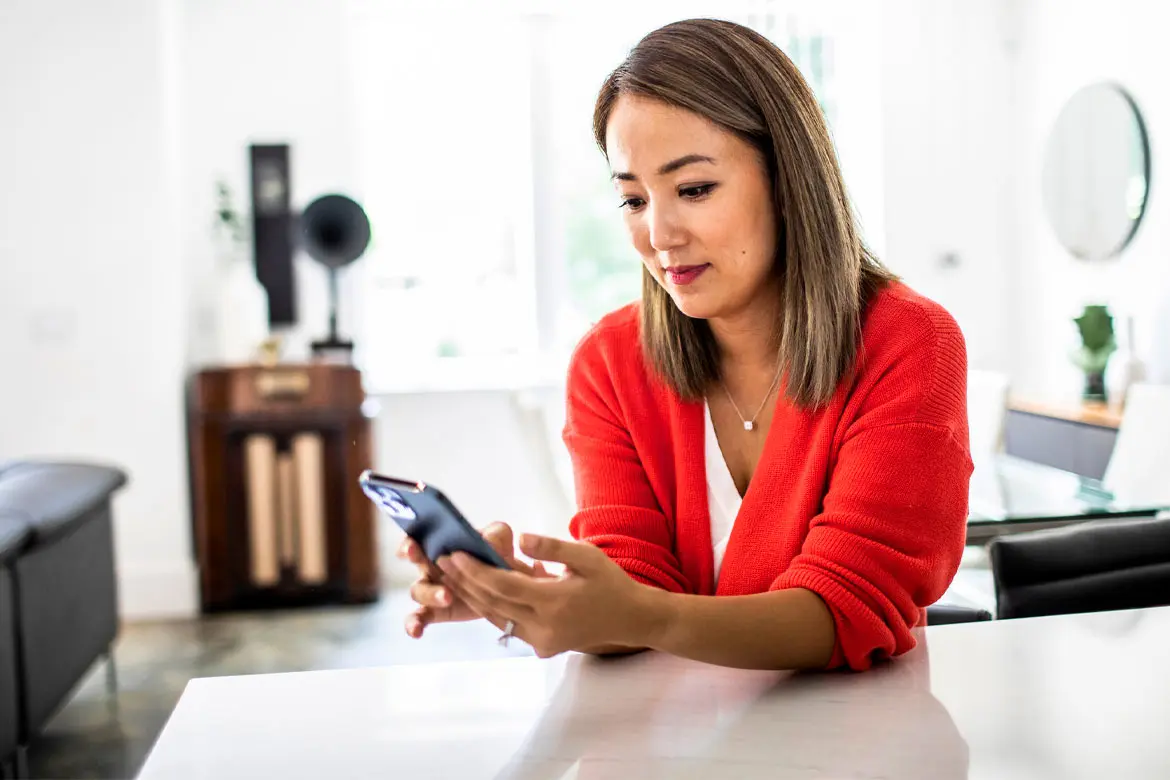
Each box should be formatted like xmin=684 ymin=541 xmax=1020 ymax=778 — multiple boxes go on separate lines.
xmin=210 ymin=179 xmax=270 ymax=364
xmin=1071 ymin=304 xmax=1117 ymax=402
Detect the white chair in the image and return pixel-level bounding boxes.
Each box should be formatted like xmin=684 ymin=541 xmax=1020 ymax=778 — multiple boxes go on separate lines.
xmin=1102 ymin=383 xmax=1170 ymax=506
xmin=510 ymin=384 xmax=577 ymax=525
xmin=967 ymin=369 xmax=1011 ymax=457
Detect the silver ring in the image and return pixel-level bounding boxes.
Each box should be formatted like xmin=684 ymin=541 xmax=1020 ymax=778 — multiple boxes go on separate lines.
xmin=498 ymin=619 xmax=516 ymax=647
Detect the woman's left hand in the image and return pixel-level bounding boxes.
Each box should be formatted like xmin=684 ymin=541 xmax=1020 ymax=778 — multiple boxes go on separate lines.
xmin=437 ymin=533 xmax=655 ymax=658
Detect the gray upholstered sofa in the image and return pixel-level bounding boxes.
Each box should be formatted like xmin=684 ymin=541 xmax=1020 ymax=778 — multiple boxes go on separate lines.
xmin=1 ymin=517 xmax=22 ymax=779
xmin=0 ymin=461 xmax=127 ymax=778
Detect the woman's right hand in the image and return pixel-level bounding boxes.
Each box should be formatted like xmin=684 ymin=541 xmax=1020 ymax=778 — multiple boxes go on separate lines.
xmin=399 ymin=522 xmax=548 ymax=638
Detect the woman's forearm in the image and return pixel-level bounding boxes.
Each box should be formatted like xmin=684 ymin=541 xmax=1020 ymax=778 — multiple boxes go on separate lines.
xmin=624 ymin=586 xmax=836 ymax=670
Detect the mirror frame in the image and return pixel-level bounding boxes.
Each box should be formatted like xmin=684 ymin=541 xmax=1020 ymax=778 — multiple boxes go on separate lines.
xmin=1042 ymin=82 xmax=1152 ymax=262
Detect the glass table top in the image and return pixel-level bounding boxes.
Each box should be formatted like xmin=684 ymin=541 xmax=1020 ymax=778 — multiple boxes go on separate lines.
xmin=967 ymin=454 xmax=1168 ymax=530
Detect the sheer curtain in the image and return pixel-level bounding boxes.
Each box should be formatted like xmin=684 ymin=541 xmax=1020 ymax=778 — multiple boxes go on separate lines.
xmin=346 ymin=6 xmax=536 ymax=385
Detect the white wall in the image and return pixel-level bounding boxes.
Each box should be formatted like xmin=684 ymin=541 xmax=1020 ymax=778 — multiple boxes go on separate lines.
xmin=1012 ymin=0 xmax=1170 ymax=396
xmin=879 ymin=0 xmax=1170 ymax=399
xmin=879 ymin=0 xmax=1019 ymax=376
xmin=0 ymin=0 xmax=572 ymax=618
xmin=0 ymin=0 xmax=196 ymax=618
xmin=176 ymin=1 xmax=574 ymax=586
xmin=373 ymin=389 xmax=575 ymax=584
xmin=182 ymin=0 xmax=360 ymax=366
xmin=0 ymin=0 xmax=368 ymax=620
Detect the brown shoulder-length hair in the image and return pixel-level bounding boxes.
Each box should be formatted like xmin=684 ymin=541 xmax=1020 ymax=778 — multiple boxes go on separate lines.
xmin=593 ymin=18 xmax=897 ymax=408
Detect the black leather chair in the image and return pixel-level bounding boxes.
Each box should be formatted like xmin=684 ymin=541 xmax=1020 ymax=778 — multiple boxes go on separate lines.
xmin=989 ymin=516 xmax=1170 ymax=620
xmin=926 ymin=603 xmax=993 ymax=625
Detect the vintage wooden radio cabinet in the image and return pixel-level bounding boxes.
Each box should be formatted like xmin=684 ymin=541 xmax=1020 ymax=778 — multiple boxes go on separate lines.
xmin=187 ymin=363 xmax=379 ymax=612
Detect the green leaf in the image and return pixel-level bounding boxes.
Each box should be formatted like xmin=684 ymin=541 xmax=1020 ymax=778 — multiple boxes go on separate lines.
xmin=1073 ymin=305 xmax=1115 ymax=352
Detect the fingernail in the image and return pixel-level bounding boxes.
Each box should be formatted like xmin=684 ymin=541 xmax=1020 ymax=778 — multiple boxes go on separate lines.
xmin=436 ymin=588 xmax=450 ymax=605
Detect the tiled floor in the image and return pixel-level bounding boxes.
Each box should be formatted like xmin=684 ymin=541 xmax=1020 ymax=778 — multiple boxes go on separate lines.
xmin=27 ymin=564 xmax=997 ymax=779
xmin=27 ymin=589 xmax=532 ymax=779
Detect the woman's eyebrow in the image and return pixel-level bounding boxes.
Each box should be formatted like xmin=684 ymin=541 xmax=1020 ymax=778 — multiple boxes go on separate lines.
xmin=611 ymin=154 xmax=717 ymax=182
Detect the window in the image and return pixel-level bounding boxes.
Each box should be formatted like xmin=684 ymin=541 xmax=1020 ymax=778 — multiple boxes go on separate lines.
xmin=536 ymin=5 xmax=843 ymax=358
xmin=348 ymin=9 xmax=536 ymax=377
xmin=348 ymin=3 xmax=876 ymax=390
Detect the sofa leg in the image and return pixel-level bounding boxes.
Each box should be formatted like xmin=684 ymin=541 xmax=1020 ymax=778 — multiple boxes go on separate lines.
xmin=14 ymin=745 xmax=27 ymax=780
xmin=105 ymin=648 xmax=119 ymax=695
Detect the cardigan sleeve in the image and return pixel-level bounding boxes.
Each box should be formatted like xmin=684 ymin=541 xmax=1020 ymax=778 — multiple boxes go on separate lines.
xmin=770 ymin=304 xmax=973 ymax=672
xmin=770 ymin=423 xmax=971 ymax=670
xmin=562 ymin=329 xmax=692 ymax=594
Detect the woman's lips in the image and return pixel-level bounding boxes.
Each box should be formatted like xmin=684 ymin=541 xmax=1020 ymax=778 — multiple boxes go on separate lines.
xmin=664 ymin=264 xmax=710 ymax=286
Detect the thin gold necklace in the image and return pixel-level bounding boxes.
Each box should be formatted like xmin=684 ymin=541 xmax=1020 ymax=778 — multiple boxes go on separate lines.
xmin=720 ymin=368 xmax=783 ymax=432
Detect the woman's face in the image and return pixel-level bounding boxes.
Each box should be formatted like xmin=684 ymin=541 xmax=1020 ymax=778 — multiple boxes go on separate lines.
xmin=605 ymin=94 xmax=779 ymax=323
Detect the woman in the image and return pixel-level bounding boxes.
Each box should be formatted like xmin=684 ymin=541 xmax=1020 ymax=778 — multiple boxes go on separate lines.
xmin=400 ymin=18 xmax=972 ymax=672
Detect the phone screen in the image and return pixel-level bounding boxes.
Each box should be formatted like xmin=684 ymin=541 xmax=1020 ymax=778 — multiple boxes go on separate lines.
xmin=362 ymin=475 xmax=422 ymax=524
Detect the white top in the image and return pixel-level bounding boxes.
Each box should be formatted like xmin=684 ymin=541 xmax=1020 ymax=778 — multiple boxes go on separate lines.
xmin=138 ymin=606 xmax=1170 ymax=780
xmin=705 ymin=401 xmax=743 ymax=585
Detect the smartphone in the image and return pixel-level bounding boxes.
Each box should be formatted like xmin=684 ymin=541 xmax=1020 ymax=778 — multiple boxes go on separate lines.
xmin=358 ymin=470 xmax=511 ymax=570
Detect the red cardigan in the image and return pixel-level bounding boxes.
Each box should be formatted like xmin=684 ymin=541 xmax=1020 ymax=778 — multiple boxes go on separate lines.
xmin=563 ymin=283 xmax=973 ymax=671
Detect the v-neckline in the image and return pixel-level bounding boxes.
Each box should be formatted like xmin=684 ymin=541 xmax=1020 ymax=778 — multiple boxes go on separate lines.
xmin=704 ymin=402 xmax=744 ymax=587
xmin=704 ymin=402 xmax=746 ymax=511
xmin=673 ymin=383 xmax=797 ymax=596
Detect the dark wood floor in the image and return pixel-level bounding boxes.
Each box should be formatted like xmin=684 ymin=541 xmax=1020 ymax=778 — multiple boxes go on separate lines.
xmin=27 ymin=589 xmax=532 ymax=779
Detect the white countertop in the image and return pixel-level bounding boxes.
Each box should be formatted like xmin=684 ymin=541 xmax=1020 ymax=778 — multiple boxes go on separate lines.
xmin=137 ymin=606 xmax=1170 ymax=780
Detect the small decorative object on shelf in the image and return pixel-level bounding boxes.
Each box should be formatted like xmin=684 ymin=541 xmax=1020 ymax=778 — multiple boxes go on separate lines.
xmin=1071 ymin=304 xmax=1117 ymax=402
xmin=212 ymin=179 xmax=270 ymax=364
xmin=258 ymin=335 xmax=283 ymax=368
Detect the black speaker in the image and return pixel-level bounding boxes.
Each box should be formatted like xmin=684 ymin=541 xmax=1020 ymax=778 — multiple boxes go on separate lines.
xmin=249 ymin=144 xmax=297 ymax=326
xmin=298 ymin=194 xmax=372 ymax=356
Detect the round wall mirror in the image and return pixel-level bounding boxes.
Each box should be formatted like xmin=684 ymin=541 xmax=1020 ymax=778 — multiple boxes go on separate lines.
xmin=1041 ymin=82 xmax=1150 ymax=261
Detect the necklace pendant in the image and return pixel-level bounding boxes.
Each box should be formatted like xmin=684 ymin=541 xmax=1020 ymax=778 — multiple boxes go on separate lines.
xmin=743 ymin=420 xmax=754 ymax=431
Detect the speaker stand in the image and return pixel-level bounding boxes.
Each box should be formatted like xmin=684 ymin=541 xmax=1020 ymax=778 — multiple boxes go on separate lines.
xmin=311 ymin=267 xmax=354 ymax=363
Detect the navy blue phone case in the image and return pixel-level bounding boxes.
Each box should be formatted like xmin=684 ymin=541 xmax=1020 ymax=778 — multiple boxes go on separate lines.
xmin=359 ymin=470 xmax=511 ymax=570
